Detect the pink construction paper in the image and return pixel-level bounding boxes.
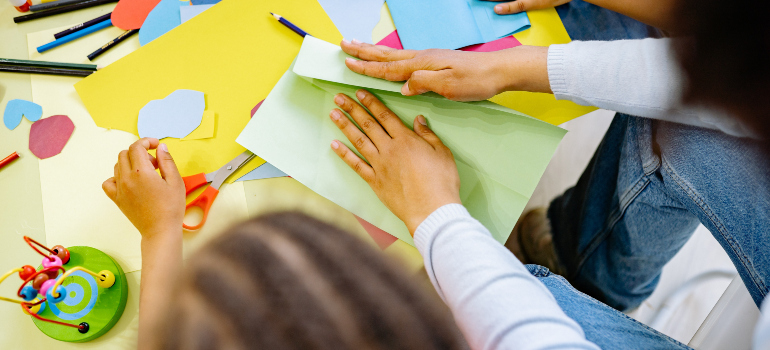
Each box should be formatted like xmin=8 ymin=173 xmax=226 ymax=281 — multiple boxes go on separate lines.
xmin=250 ymin=99 xmax=264 ymax=118
xmin=354 ymin=215 xmax=397 ymax=250
xmin=376 ymin=30 xmax=404 ymax=49
xmin=376 ymin=30 xmax=521 ymax=52
xmin=29 ymin=115 xmax=75 ymax=159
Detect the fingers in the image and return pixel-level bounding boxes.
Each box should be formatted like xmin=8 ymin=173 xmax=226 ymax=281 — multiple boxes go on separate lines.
xmin=345 ymin=57 xmax=420 ymax=82
xmin=118 ymin=150 xmax=131 ymax=176
xmin=330 ymin=109 xmax=379 ymax=160
xmin=354 ymin=90 xmax=408 ymax=137
xmin=402 ymin=70 xmax=450 ymax=97
xmin=155 ymin=143 xmax=182 ymax=184
xmin=341 ymin=39 xmax=417 ymax=62
xmin=102 ymin=177 xmax=117 ymax=203
xmin=492 ymin=0 xmax=551 ymax=14
xmin=413 ymin=115 xmax=445 ymax=150
xmin=128 ymin=138 xmax=159 ymax=171
xmin=334 ymin=93 xmax=390 ymax=145
xmin=330 ymin=140 xmax=375 ymax=183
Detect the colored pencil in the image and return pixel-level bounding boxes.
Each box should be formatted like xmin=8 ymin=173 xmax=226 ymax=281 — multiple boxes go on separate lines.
xmin=0 ymin=65 xmax=93 ymax=77
xmin=270 ymin=12 xmax=311 ymax=37
xmin=14 ymin=0 xmax=118 ymax=23
xmin=0 ymin=58 xmax=97 ymax=71
xmin=29 ymin=0 xmax=90 ymax=12
xmin=87 ymin=29 xmax=138 ymax=61
xmin=54 ymin=12 xmax=111 ymax=39
xmin=0 ymin=152 xmax=20 ymax=171
xmin=37 ymin=19 xmax=113 ymax=53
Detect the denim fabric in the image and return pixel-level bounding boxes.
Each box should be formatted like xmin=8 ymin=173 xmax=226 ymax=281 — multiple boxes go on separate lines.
xmin=555 ymin=0 xmax=664 ymax=41
xmin=526 ymin=264 xmax=692 ymax=349
xmin=548 ymin=115 xmax=770 ymax=311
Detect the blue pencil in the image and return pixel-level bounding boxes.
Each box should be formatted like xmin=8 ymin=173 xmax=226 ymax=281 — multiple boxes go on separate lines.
xmin=270 ymin=12 xmax=311 ymax=38
xmin=37 ymin=18 xmax=113 ymax=53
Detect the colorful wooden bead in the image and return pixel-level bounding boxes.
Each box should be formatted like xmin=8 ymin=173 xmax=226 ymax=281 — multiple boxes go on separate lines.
xmin=51 ymin=245 xmax=70 ymax=264
xmin=41 ymin=255 xmax=62 ymax=269
xmin=26 ymin=299 xmax=44 ymax=315
xmin=78 ymin=322 xmax=89 ymax=334
xmin=19 ymin=265 xmax=35 ymax=280
xmin=46 ymin=284 xmax=66 ymax=304
xmin=96 ymin=270 xmax=115 ymax=288
xmin=45 ymin=268 xmax=59 ymax=280
xmin=20 ymin=285 xmax=37 ymax=301
xmin=38 ymin=279 xmax=56 ymax=297
xmin=32 ymin=273 xmax=49 ymax=289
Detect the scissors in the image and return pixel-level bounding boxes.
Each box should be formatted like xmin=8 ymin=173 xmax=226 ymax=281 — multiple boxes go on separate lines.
xmin=182 ymin=150 xmax=256 ymax=230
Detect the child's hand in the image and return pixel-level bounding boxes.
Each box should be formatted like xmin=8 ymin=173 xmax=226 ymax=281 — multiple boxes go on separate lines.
xmin=102 ymin=138 xmax=186 ymax=239
xmin=329 ymin=90 xmax=461 ymax=234
xmin=489 ymin=0 xmax=572 ymax=15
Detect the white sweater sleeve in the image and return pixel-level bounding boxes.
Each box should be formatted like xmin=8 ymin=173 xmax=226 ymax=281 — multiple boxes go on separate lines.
xmin=547 ymin=38 xmax=757 ymax=139
xmin=414 ymin=204 xmax=599 ymax=350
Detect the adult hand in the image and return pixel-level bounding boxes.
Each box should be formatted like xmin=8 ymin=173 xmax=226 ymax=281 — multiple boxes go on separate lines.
xmin=329 ymin=90 xmax=461 ymax=234
xmin=341 ymin=40 xmax=551 ymax=101
xmin=490 ymin=0 xmax=572 ymax=15
xmin=102 ymin=138 xmax=186 ymax=238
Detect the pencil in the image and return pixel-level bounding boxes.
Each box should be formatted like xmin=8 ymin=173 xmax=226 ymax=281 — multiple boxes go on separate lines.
xmin=29 ymin=0 xmax=91 ymax=12
xmin=37 ymin=19 xmax=113 ymax=53
xmin=0 ymin=152 xmax=20 ymax=171
xmin=0 ymin=65 xmax=94 ymax=77
xmin=270 ymin=12 xmax=311 ymax=38
xmin=0 ymin=58 xmax=97 ymax=71
xmin=54 ymin=12 xmax=111 ymax=39
xmin=87 ymin=29 xmax=138 ymax=61
xmin=14 ymin=0 xmax=118 ymax=23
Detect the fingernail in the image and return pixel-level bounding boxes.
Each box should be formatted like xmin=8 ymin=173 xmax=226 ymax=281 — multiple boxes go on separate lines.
xmin=401 ymin=81 xmax=410 ymax=95
xmin=345 ymin=57 xmax=356 ymax=65
xmin=159 ymin=143 xmax=168 ymax=153
xmin=351 ymin=39 xmax=361 ymax=44
xmin=331 ymin=140 xmax=339 ymax=149
xmin=417 ymin=115 xmax=427 ymax=126
xmin=495 ymin=5 xmax=503 ymax=12
xmin=356 ymin=90 xmax=365 ymax=100
xmin=342 ymin=39 xmax=350 ymax=45
xmin=335 ymin=95 xmax=344 ymax=106
xmin=330 ymin=110 xmax=341 ymax=120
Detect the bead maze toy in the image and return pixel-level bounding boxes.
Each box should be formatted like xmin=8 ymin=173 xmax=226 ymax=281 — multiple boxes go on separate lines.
xmin=0 ymin=237 xmax=128 ymax=342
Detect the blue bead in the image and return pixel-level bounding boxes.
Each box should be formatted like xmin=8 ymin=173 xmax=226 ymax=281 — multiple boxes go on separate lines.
xmin=46 ymin=285 xmax=67 ymax=304
xmin=20 ymin=286 xmax=37 ymax=301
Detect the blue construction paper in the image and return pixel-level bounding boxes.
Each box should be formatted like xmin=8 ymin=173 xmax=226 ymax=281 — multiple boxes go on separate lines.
xmin=317 ymin=0 xmax=384 ymax=44
xmin=235 ymin=162 xmax=288 ymax=181
xmin=137 ymin=90 xmax=205 ymax=139
xmin=386 ymin=0 xmax=530 ymax=50
xmin=138 ymin=0 xmax=189 ymax=46
xmin=190 ymin=0 xmax=219 ymax=4
xmin=180 ymin=4 xmax=214 ymax=23
xmin=3 ymin=99 xmax=42 ymax=130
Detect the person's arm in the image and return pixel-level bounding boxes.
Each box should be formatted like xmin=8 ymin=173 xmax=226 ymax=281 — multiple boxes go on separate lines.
xmin=102 ymin=138 xmax=186 ymax=350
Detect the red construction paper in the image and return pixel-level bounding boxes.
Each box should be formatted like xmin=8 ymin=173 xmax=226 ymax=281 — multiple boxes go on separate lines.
xmin=112 ymin=0 xmax=163 ymax=30
xmin=29 ymin=115 xmax=75 ymax=159
xmin=355 ymin=215 xmax=397 ymax=250
xmin=250 ymin=99 xmax=264 ymax=118
xmin=377 ymin=30 xmax=522 ymax=52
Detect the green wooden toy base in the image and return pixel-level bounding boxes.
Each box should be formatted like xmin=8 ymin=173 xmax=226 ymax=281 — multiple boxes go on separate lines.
xmin=32 ymin=246 xmax=128 ymax=342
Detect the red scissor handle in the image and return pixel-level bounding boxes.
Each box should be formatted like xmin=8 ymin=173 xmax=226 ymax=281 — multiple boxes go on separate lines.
xmin=183 ymin=186 xmax=220 ymax=231
xmin=183 ymin=173 xmax=209 ymax=195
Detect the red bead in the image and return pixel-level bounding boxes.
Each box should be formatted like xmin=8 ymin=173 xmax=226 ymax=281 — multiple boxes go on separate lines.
xmin=52 ymin=245 xmax=70 ymax=264
xmin=19 ymin=265 xmax=35 ymax=280
xmin=32 ymin=273 xmax=49 ymax=289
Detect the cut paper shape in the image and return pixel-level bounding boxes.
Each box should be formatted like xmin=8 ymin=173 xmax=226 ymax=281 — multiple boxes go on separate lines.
xmin=182 ymin=110 xmax=215 ymax=140
xmin=137 ymin=90 xmax=205 ymax=139
xmin=235 ymin=162 xmax=287 ymax=181
xmin=250 ymin=100 xmax=264 ymax=118
xmin=29 ymin=115 xmax=75 ymax=159
xmin=386 ymin=0 xmax=530 ymax=50
xmin=376 ymin=29 xmax=521 ymax=53
xmin=236 ymin=36 xmax=566 ymax=246
xmin=112 ymin=0 xmax=162 ymax=30
xmin=138 ymin=0 xmax=189 ymax=46
xmin=180 ymin=4 xmax=214 ymax=23
xmin=355 ymin=215 xmax=397 ymax=250
xmin=376 ymin=29 xmax=402 ymax=49
xmin=75 ymin=0 xmax=342 ymax=182
xmin=317 ymin=0 xmax=384 ymax=44
xmin=190 ymin=0 xmax=219 ymax=4
xmin=4 ymin=99 xmax=43 ymax=130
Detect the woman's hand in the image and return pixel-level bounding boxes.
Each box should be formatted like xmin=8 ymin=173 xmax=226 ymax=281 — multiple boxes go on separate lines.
xmin=341 ymin=40 xmax=551 ymax=101
xmin=489 ymin=0 xmax=572 ymax=15
xmin=102 ymin=138 xmax=185 ymax=239
xmin=329 ymin=90 xmax=461 ymax=234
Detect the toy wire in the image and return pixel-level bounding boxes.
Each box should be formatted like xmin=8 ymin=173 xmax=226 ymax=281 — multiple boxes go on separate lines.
xmin=17 ymin=266 xmax=65 ymax=298
xmin=0 ymin=268 xmax=24 ymax=304
xmin=23 ymin=236 xmax=56 ymax=262
xmin=22 ymin=303 xmax=83 ymax=330
xmin=50 ymin=266 xmax=101 ymax=298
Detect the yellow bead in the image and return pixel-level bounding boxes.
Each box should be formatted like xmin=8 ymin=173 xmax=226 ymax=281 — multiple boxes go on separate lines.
xmin=26 ymin=299 xmax=43 ymax=315
xmin=96 ymin=270 xmax=115 ymax=288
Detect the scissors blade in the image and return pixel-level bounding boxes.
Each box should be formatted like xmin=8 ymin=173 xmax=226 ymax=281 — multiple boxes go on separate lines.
xmin=209 ymin=151 xmax=256 ymax=189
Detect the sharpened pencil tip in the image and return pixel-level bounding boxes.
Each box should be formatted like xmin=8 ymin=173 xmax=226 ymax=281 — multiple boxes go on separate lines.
xmin=270 ymin=12 xmax=280 ymax=20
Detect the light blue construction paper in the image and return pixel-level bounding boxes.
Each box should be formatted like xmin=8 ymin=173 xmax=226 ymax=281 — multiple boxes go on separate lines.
xmin=138 ymin=0 xmax=190 ymax=46
xmin=4 ymin=99 xmax=42 ymax=130
xmin=180 ymin=4 xmax=214 ymax=23
xmin=236 ymin=162 xmax=288 ymax=181
xmin=386 ymin=0 xmax=530 ymax=50
xmin=137 ymin=90 xmax=205 ymax=139
xmin=190 ymin=0 xmax=219 ymax=4
xmin=317 ymin=0 xmax=384 ymax=44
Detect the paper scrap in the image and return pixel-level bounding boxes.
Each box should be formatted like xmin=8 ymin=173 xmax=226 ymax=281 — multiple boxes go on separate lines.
xmin=138 ymin=0 xmax=189 ymax=46
xmin=250 ymin=100 xmax=264 ymax=118
xmin=190 ymin=0 xmax=219 ymax=4
xmin=29 ymin=115 xmax=75 ymax=159
xmin=182 ymin=110 xmax=215 ymax=140
xmin=377 ymin=29 xmax=521 ymax=52
xmin=4 ymin=99 xmax=43 ymax=130
xmin=112 ymin=0 xmax=162 ymax=30
xmin=317 ymin=0 xmax=384 ymax=44
xmin=180 ymin=4 xmax=213 ymax=23
xmin=355 ymin=215 xmax=396 ymax=250
xmin=235 ymin=162 xmax=287 ymax=182
xmin=137 ymin=89 xmax=205 ymax=140
xmin=386 ymin=0 xmax=530 ymax=50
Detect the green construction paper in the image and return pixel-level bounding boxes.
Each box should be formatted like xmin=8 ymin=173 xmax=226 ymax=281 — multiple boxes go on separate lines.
xmin=236 ymin=37 xmax=566 ymax=245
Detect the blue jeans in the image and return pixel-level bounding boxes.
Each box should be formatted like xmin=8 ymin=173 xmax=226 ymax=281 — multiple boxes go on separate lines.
xmin=528 ymin=265 xmax=692 ymax=349
xmin=555 ymin=0 xmax=664 ymax=41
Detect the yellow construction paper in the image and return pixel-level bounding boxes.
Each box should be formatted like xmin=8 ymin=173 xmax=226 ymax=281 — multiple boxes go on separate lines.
xmin=28 ymin=25 xmax=251 ymax=273
xmin=182 ymin=110 xmax=215 ymax=140
xmin=513 ymin=8 xmax=571 ymax=46
xmin=74 ymin=0 xmax=343 ymax=181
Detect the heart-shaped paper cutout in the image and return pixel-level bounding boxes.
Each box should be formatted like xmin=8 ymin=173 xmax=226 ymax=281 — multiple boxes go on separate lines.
xmin=29 ymin=115 xmax=75 ymax=159
xmin=112 ymin=0 xmax=162 ymax=30
xmin=4 ymin=99 xmax=42 ymax=130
